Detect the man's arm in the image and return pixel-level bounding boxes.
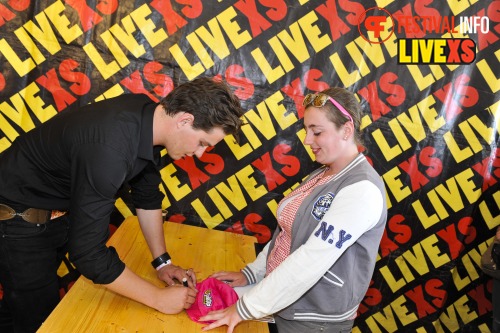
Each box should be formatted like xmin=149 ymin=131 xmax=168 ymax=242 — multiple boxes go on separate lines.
xmin=105 ymin=266 xmax=196 ymax=314
xmin=136 ymin=208 xmax=166 ymax=258
xmin=136 ymin=208 xmax=197 ymax=286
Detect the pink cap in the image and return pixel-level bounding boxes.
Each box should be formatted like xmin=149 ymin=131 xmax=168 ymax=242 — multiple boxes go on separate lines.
xmin=186 ymin=277 xmax=239 ymax=323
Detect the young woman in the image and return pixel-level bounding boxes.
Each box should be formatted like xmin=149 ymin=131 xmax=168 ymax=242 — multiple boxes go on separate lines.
xmin=200 ymin=87 xmax=387 ymax=333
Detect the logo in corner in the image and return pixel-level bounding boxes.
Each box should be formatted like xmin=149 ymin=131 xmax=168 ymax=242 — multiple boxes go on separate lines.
xmin=358 ymin=7 xmax=395 ymax=44
xmin=397 ymin=38 xmax=476 ymax=65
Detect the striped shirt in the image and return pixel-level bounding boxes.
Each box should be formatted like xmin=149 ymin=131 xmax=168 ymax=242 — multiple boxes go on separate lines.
xmin=266 ymin=169 xmax=333 ymax=275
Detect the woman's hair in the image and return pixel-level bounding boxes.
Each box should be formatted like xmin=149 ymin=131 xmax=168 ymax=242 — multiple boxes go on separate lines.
xmin=318 ymin=87 xmax=364 ymax=147
xmin=160 ymin=77 xmax=244 ymax=137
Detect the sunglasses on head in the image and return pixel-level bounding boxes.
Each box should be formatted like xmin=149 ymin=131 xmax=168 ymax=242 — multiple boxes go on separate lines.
xmin=302 ymin=93 xmax=353 ymax=123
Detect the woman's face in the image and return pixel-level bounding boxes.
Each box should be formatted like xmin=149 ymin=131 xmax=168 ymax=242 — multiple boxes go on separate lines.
xmin=303 ymin=106 xmax=346 ymax=167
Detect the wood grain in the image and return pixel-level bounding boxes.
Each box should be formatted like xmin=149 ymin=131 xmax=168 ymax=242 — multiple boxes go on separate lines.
xmin=38 ymin=216 xmax=269 ymax=333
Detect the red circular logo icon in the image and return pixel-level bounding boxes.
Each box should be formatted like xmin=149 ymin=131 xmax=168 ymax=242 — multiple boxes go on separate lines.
xmin=358 ymin=7 xmax=395 ymax=44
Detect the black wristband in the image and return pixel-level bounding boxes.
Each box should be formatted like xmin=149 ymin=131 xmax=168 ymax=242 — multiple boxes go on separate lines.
xmin=151 ymin=252 xmax=171 ymax=269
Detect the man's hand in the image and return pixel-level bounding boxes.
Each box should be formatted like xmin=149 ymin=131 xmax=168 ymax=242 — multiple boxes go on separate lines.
xmin=157 ymin=264 xmax=197 ymax=288
xmin=154 ymin=284 xmax=197 ymax=314
xmin=105 ymin=266 xmax=197 ymax=317
xmin=199 ymin=304 xmax=243 ymax=333
xmin=211 ymin=271 xmax=248 ymax=288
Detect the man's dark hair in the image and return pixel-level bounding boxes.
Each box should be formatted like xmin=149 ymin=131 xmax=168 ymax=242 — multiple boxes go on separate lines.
xmin=160 ymin=77 xmax=244 ymax=137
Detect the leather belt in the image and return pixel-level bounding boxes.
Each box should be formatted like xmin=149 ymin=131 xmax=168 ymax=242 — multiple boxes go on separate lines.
xmin=0 ymin=203 xmax=66 ymax=224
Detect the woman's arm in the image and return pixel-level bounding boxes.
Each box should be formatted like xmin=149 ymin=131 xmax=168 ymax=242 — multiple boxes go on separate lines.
xmin=238 ymin=181 xmax=384 ymax=320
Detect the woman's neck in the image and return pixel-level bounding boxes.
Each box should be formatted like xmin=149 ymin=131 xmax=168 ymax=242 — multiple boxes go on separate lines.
xmin=325 ymin=150 xmax=360 ymax=176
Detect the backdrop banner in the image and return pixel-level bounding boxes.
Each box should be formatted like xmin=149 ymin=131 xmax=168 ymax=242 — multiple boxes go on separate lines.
xmin=0 ymin=0 xmax=498 ymax=332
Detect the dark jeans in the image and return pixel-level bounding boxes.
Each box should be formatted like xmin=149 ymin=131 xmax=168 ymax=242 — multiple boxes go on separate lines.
xmin=494 ymin=279 xmax=500 ymax=333
xmin=0 ymin=215 xmax=69 ymax=333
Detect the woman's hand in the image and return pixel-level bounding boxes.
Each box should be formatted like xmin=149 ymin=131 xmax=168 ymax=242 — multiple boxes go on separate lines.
xmin=211 ymin=271 xmax=247 ymax=288
xmin=199 ymin=304 xmax=243 ymax=333
xmin=157 ymin=264 xmax=197 ymax=288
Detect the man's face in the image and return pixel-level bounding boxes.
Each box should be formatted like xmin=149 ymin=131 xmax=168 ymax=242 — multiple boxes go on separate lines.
xmin=166 ymin=124 xmax=226 ymax=160
xmin=153 ymin=107 xmax=228 ymax=160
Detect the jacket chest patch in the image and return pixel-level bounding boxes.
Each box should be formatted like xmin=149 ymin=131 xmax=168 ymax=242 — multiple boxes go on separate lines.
xmin=311 ymin=192 xmax=335 ymax=221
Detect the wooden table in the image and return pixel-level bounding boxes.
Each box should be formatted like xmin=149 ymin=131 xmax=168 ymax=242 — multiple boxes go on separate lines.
xmin=38 ymin=216 xmax=269 ymax=333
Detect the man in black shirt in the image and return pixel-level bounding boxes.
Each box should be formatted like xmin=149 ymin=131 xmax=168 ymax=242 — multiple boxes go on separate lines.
xmin=0 ymin=77 xmax=244 ymax=332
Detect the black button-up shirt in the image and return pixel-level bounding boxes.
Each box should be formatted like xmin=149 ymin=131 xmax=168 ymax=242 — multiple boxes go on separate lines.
xmin=0 ymin=94 xmax=165 ymax=283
